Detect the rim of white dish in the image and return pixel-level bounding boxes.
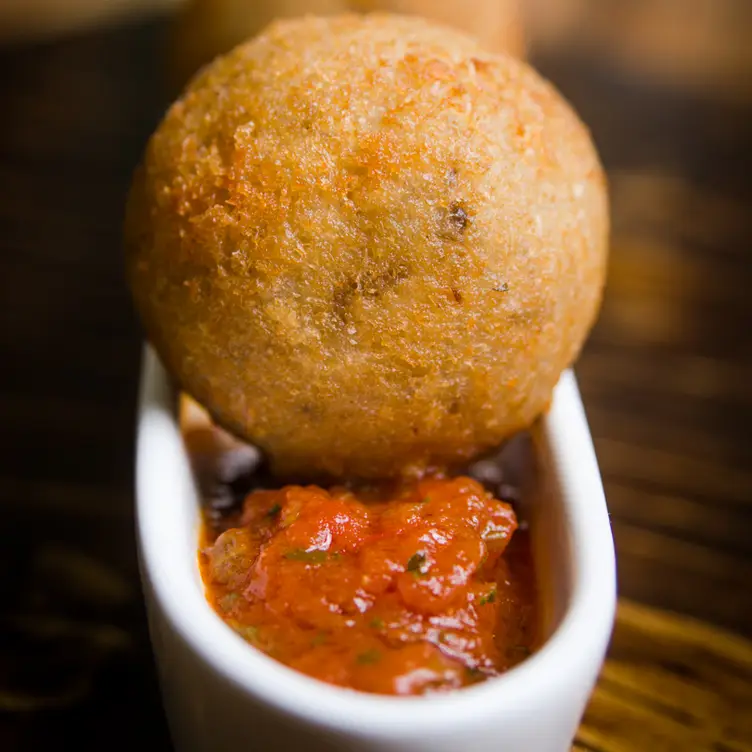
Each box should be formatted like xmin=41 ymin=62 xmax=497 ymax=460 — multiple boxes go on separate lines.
xmin=136 ymin=345 xmax=616 ymax=738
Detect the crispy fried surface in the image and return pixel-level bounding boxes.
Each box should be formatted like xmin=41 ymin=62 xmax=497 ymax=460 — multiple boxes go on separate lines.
xmin=125 ymin=14 xmax=608 ymax=479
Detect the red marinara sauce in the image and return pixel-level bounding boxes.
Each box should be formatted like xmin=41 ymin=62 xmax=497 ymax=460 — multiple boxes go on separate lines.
xmin=199 ymin=476 xmax=538 ymax=695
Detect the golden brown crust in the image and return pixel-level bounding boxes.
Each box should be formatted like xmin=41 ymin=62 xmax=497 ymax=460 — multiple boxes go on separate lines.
xmin=125 ymin=13 xmax=609 ymax=479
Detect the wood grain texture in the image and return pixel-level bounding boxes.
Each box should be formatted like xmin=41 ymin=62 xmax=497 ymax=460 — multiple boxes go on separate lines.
xmin=574 ymin=600 xmax=752 ymax=752
xmin=0 ymin=0 xmax=750 ymax=748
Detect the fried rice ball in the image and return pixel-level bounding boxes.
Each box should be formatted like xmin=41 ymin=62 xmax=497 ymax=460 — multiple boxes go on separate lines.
xmin=125 ymin=13 xmax=608 ymax=480
xmin=169 ymin=0 xmax=526 ymax=89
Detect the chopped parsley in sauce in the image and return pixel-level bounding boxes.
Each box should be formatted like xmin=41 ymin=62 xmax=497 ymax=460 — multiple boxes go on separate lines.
xmin=200 ymin=477 xmax=537 ymax=695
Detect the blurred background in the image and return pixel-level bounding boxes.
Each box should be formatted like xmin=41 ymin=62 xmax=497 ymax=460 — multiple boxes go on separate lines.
xmin=0 ymin=0 xmax=750 ymax=749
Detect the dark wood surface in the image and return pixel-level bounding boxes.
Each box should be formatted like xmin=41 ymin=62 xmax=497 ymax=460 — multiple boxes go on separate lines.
xmin=0 ymin=2 xmax=750 ymax=749
xmin=576 ymin=599 xmax=752 ymax=752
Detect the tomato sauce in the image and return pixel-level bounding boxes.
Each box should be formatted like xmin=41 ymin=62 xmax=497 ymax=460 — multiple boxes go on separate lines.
xmin=199 ymin=476 xmax=537 ymax=695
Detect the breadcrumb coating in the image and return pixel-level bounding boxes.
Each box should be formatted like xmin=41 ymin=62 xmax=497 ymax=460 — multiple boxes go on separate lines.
xmin=125 ymin=13 xmax=608 ymax=479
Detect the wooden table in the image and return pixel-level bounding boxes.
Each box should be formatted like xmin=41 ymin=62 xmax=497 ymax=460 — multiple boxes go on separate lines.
xmin=0 ymin=2 xmax=750 ymax=749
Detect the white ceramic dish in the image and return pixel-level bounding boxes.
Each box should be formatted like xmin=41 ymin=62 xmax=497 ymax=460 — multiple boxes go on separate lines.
xmin=136 ymin=344 xmax=616 ymax=752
